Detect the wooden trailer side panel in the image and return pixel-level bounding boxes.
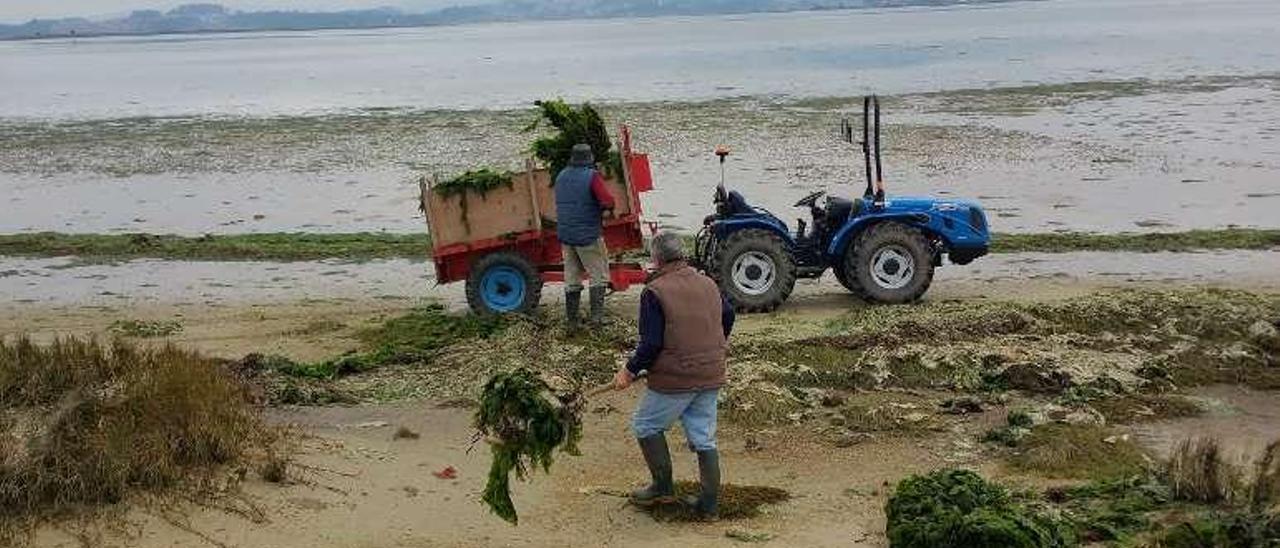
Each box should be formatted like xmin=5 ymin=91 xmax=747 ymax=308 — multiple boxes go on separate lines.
xmin=424 ymin=175 xmax=540 ymax=248
xmin=531 ymin=169 xmax=635 ymax=223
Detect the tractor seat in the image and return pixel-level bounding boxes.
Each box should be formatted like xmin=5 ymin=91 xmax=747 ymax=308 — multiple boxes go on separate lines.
xmin=825 ymin=196 xmax=857 ymax=227
xmin=726 ymin=190 xmax=754 ymax=216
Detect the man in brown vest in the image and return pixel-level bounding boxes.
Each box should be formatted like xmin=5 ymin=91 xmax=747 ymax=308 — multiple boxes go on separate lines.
xmin=613 ymin=231 xmax=735 ymax=520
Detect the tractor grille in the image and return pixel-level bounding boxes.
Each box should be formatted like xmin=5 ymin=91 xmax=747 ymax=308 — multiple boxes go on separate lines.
xmin=969 ymin=207 xmax=987 ymax=232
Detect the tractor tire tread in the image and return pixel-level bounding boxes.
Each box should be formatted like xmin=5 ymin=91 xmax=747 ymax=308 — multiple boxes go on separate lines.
xmin=844 ymin=222 xmax=933 ymax=304
xmin=710 ymin=229 xmax=797 ymax=313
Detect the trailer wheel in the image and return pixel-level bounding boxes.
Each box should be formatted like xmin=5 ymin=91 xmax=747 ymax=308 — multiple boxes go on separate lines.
xmin=844 ymin=222 xmax=934 ymax=304
xmin=711 ymin=229 xmax=797 ymax=313
xmin=465 ymin=252 xmax=542 ymax=315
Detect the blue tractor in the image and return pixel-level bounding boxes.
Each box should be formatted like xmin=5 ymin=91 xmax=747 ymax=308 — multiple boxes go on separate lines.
xmin=692 ymin=96 xmax=991 ymax=312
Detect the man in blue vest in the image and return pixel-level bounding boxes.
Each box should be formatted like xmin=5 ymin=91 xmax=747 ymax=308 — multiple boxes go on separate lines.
xmin=554 ymin=143 xmax=616 ymax=328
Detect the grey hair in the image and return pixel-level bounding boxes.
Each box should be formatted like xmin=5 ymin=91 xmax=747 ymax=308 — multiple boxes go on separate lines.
xmin=650 ymin=232 xmax=686 ymax=264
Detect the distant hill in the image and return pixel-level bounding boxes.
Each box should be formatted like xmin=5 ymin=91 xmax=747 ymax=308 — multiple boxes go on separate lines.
xmin=0 ymin=0 xmax=1025 ymax=40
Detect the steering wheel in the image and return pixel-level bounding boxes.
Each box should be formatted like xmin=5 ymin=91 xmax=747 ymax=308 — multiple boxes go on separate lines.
xmin=793 ymin=190 xmax=827 ymax=208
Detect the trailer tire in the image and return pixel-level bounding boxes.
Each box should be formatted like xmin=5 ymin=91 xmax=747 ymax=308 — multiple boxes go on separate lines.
xmin=844 ymin=222 xmax=934 ymax=304
xmin=711 ymin=229 xmax=796 ymax=313
xmin=465 ymin=252 xmax=542 ymax=315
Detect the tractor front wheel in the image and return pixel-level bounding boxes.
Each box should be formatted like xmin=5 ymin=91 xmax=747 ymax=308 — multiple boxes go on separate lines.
xmin=711 ymin=229 xmax=797 ymax=313
xmin=465 ymin=252 xmax=543 ymax=315
xmin=843 ymin=222 xmax=934 ymax=304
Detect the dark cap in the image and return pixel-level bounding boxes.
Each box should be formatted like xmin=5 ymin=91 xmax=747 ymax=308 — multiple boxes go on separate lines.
xmin=569 ymin=143 xmax=595 ymax=167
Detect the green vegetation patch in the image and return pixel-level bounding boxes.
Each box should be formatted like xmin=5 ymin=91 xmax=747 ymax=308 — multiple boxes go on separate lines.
xmin=475 ymin=368 xmax=583 ymax=525
xmin=274 ymin=304 xmax=505 ymax=379
xmin=649 ymin=482 xmax=791 ymax=522
xmin=0 ymin=232 xmax=430 ymax=262
xmin=1156 ymin=511 xmax=1280 ymax=547
xmin=886 ymin=469 xmax=1074 ymax=548
xmin=0 ymin=337 xmax=279 ymax=542
xmin=527 ymin=99 xmax=623 ymax=179
xmin=433 ymin=168 xmax=514 ymax=197
xmin=1007 ymin=424 xmax=1149 ymax=480
xmin=109 ymin=318 xmax=184 ymax=338
xmin=2 ymin=229 xmax=1277 ymax=262
xmin=992 ymin=228 xmax=1280 ymax=254
xmin=1049 ymin=475 xmax=1172 ymax=543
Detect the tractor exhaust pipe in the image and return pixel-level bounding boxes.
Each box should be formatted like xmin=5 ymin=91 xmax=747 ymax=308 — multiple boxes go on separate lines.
xmin=862 ymin=96 xmax=873 ymax=200
xmin=873 ymin=95 xmax=885 ymax=205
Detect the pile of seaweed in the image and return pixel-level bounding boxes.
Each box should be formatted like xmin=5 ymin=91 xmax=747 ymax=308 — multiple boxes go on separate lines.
xmin=475 ymin=368 xmax=584 ymax=525
xmin=433 ymin=168 xmax=514 ymax=197
xmin=886 ymin=469 xmax=1074 ymax=548
xmin=431 ymin=99 xmax=620 ymax=199
xmin=526 ymin=99 xmax=622 ymax=179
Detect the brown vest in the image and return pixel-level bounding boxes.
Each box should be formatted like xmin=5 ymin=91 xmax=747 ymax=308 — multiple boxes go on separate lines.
xmin=646 ymin=264 xmax=728 ymax=392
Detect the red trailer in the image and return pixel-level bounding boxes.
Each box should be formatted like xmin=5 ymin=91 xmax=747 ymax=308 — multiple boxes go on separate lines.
xmin=419 ymin=126 xmax=656 ymax=314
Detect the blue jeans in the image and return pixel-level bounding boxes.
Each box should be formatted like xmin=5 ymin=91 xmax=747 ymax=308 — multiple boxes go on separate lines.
xmin=632 ymin=388 xmax=719 ymax=452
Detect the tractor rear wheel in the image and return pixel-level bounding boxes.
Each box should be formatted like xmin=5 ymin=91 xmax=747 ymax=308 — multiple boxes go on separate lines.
xmin=465 ymin=251 xmax=543 ymax=315
xmin=843 ymin=222 xmax=934 ymax=304
xmin=711 ymin=229 xmax=797 ymax=313
xmin=833 ymin=263 xmax=860 ymax=294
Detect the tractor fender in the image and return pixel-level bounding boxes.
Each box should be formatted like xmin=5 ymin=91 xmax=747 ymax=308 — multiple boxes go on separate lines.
xmin=713 ymin=217 xmax=796 ymax=248
xmin=825 ymin=212 xmax=932 ymax=258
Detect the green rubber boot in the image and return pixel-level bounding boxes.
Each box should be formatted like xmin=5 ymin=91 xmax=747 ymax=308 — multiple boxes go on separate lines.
xmin=565 ymin=290 xmax=582 ymax=331
xmin=631 ymin=434 xmax=675 ymax=506
xmin=683 ymin=449 xmax=720 ymax=521
xmin=588 ymin=285 xmax=607 ymax=326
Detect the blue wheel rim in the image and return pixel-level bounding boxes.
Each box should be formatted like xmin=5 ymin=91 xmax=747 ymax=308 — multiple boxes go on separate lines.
xmin=480 ymin=265 xmax=526 ymax=313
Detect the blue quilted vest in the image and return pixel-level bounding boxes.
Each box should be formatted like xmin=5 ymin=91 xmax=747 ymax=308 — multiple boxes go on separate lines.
xmin=554 ymin=166 xmax=603 ymax=246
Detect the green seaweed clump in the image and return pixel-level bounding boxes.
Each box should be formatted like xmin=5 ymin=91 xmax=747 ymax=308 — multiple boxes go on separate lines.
xmin=886 ymin=469 xmax=1074 ymax=548
xmin=434 ymin=168 xmax=514 ymax=197
xmin=475 ymin=368 xmax=583 ymax=525
xmin=527 ymin=99 xmax=622 ymax=179
xmin=275 ymin=304 xmax=504 ymax=379
xmin=1156 ymin=511 xmax=1280 ymax=548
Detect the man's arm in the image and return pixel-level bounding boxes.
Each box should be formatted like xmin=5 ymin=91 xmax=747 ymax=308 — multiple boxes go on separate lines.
xmin=590 ymin=171 xmax=617 ymax=214
xmin=625 ymin=289 xmax=664 ymax=378
xmin=721 ymin=293 xmax=736 ymax=339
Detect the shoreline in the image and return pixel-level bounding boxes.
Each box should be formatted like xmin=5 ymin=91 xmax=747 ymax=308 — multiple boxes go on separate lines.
xmin=0 ymin=228 xmax=1277 ymax=263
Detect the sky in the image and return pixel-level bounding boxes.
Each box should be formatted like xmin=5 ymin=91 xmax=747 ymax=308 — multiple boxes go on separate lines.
xmin=0 ymin=1 xmax=479 ymax=23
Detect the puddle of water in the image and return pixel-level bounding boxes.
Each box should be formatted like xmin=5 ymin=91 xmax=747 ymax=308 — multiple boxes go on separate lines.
xmin=1134 ymin=385 xmax=1280 ymax=461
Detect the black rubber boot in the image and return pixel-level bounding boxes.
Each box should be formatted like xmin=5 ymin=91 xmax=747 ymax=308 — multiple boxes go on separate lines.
xmin=588 ymin=285 xmax=606 ymax=326
xmin=684 ymin=450 xmax=720 ymax=520
xmin=631 ymin=435 xmax=675 ymax=506
xmin=565 ymin=290 xmax=582 ymax=330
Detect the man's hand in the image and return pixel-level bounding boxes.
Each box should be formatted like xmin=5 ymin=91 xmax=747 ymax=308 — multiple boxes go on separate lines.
xmin=613 ymin=368 xmax=634 ymax=391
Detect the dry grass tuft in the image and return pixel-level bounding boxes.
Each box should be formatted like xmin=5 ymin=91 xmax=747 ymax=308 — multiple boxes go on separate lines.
xmin=1008 ymin=424 xmax=1148 ymax=480
xmin=0 ymin=336 xmax=278 ymax=540
xmin=1248 ymin=440 xmax=1280 ymax=511
xmin=1165 ymin=437 xmax=1236 ymax=504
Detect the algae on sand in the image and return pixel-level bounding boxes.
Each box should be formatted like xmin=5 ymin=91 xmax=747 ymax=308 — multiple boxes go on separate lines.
xmin=886 ymin=469 xmax=1074 ymax=548
xmin=648 ymin=482 xmax=791 ymax=523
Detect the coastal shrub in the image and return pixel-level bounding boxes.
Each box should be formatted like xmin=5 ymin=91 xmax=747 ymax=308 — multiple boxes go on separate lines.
xmin=0 ymin=337 xmax=277 ymax=540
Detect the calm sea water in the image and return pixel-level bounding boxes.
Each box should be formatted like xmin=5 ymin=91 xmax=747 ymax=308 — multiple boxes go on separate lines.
xmin=3 ymin=0 xmax=1280 ymax=119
